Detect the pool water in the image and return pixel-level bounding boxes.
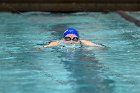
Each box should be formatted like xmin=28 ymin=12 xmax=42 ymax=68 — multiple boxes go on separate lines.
xmin=0 ymin=12 xmax=140 ymax=93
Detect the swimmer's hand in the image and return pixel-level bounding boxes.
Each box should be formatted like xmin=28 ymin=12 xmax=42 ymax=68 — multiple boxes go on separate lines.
xmin=97 ymin=44 xmax=109 ymax=50
xmin=35 ymin=46 xmax=44 ymax=51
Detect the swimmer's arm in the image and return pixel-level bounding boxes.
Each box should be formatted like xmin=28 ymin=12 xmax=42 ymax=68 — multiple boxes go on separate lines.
xmin=43 ymin=41 xmax=60 ymax=48
xmin=35 ymin=41 xmax=59 ymax=51
xmin=80 ymin=40 xmax=102 ymax=47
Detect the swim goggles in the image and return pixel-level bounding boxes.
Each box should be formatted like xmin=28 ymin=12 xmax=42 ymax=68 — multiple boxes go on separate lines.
xmin=64 ymin=37 xmax=79 ymax=42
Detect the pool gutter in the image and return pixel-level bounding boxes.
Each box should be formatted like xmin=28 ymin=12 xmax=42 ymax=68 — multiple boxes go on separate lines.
xmin=0 ymin=0 xmax=140 ymax=12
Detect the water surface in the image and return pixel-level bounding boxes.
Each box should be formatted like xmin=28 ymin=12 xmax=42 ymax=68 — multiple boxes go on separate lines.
xmin=0 ymin=12 xmax=140 ymax=93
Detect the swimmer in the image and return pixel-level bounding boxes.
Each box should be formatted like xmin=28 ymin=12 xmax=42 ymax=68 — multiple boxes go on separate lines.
xmin=43 ymin=28 xmax=103 ymax=48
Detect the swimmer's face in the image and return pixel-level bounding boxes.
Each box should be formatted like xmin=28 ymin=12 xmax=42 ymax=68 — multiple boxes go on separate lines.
xmin=64 ymin=34 xmax=79 ymax=44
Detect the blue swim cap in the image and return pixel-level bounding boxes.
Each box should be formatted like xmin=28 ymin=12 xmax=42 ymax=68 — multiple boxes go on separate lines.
xmin=63 ymin=28 xmax=79 ymax=37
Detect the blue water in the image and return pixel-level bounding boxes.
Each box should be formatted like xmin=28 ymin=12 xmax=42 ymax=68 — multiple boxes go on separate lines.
xmin=0 ymin=12 xmax=140 ymax=93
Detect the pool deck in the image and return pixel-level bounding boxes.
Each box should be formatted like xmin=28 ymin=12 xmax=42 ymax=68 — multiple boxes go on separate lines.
xmin=0 ymin=0 xmax=140 ymax=12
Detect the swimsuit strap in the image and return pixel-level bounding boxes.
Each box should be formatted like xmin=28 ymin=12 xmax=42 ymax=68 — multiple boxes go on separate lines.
xmin=79 ymin=40 xmax=83 ymax=47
